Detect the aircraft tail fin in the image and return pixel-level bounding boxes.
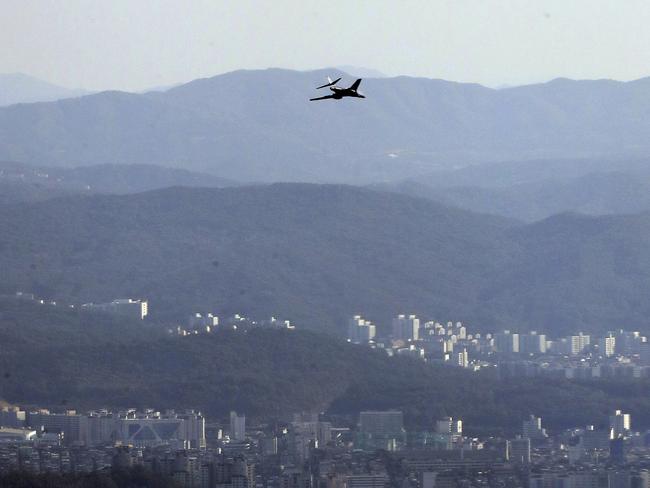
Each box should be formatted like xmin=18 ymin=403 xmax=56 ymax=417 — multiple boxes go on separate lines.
xmin=350 ymin=79 xmax=362 ymax=91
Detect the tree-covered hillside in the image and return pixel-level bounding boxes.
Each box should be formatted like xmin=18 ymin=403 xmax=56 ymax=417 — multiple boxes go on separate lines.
xmin=2 ymin=184 xmax=650 ymax=335
xmin=0 ymin=184 xmax=514 ymax=333
xmin=379 ymin=157 xmax=650 ymax=222
xmin=1 ymin=297 xmax=650 ymax=435
xmin=0 ymin=160 xmax=235 ymax=204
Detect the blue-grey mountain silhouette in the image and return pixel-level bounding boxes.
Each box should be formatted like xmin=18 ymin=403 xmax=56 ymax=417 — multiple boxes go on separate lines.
xmin=3 ymin=69 xmax=650 ymax=183
xmin=0 ymin=73 xmax=89 ymax=106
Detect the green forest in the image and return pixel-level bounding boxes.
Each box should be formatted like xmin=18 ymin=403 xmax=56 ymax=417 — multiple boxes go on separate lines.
xmin=1 ymin=298 xmax=649 ymax=435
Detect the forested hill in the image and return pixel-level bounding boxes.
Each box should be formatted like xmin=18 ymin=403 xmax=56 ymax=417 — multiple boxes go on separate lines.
xmin=2 ymin=69 xmax=650 ymax=182
xmin=2 ymin=184 xmax=650 ymax=335
xmin=0 ymin=184 xmax=512 ymax=331
xmin=0 ymin=160 xmax=235 ymax=204
xmin=375 ymin=157 xmax=650 ymax=222
xmin=1 ymin=297 xmax=650 ymax=435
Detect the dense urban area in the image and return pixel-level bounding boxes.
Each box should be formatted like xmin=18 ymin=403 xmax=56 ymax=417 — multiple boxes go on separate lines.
xmin=1 ymin=400 xmax=649 ymax=487
xmin=2 ymin=292 xmax=650 ymax=487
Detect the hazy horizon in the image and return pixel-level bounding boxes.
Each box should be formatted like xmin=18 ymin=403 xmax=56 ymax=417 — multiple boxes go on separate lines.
xmin=4 ymin=66 xmax=650 ymax=95
xmin=3 ymin=0 xmax=650 ymax=92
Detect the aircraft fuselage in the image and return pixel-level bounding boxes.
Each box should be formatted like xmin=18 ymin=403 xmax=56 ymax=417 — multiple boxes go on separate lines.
xmin=330 ymin=86 xmax=365 ymax=98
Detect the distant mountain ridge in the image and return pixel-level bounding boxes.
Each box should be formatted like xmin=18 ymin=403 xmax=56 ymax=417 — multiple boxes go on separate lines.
xmin=2 ymin=69 xmax=650 ymax=183
xmin=2 ymin=183 xmax=650 ymax=335
xmin=0 ymin=160 xmax=236 ymax=203
xmin=389 ymin=172 xmax=650 ymax=222
xmin=0 ymin=73 xmax=89 ymax=106
xmin=376 ymin=157 xmax=650 ymax=221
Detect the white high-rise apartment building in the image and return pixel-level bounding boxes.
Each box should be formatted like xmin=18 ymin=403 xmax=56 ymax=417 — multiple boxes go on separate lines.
xmin=520 ymin=332 xmax=547 ymax=354
xmin=456 ymin=348 xmax=468 ymax=368
xmin=230 ymin=411 xmax=246 ymax=441
xmin=392 ymin=314 xmax=419 ymax=341
xmin=601 ymin=335 xmax=616 ymax=357
xmin=493 ymin=331 xmax=519 ymax=354
xmin=522 ymin=415 xmax=547 ymax=440
xmin=347 ymin=316 xmax=376 ymax=344
xmin=609 ymin=410 xmax=630 ymax=438
xmin=435 ymin=417 xmax=462 ymax=434
xmin=568 ymin=333 xmax=590 ymax=355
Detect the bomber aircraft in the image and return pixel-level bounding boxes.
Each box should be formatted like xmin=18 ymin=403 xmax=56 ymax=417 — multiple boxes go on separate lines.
xmin=310 ymin=77 xmax=365 ymax=101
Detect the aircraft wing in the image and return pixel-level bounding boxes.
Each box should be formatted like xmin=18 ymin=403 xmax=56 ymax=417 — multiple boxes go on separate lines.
xmin=349 ymin=79 xmax=362 ymax=90
xmin=310 ymin=94 xmax=337 ymax=101
xmin=316 ymin=77 xmax=341 ymax=89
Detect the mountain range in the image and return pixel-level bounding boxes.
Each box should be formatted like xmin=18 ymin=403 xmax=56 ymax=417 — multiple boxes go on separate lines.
xmin=0 ymin=160 xmax=235 ymax=204
xmin=3 ymin=69 xmax=650 ymax=183
xmin=7 ymin=157 xmax=650 ymax=225
xmin=0 ymin=73 xmax=89 ymax=107
xmin=2 ymin=183 xmax=650 ymax=336
xmin=377 ymin=157 xmax=650 ymax=221
xmin=5 ymin=67 xmax=650 ymax=437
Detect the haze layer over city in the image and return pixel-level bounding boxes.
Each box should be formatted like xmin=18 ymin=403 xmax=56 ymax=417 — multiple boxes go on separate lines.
xmin=2 ymin=2 xmax=650 ymax=487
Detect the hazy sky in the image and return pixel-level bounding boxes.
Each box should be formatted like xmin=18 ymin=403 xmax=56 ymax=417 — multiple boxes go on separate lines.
xmin=3 ymin=0 xmax=650 ymax=92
